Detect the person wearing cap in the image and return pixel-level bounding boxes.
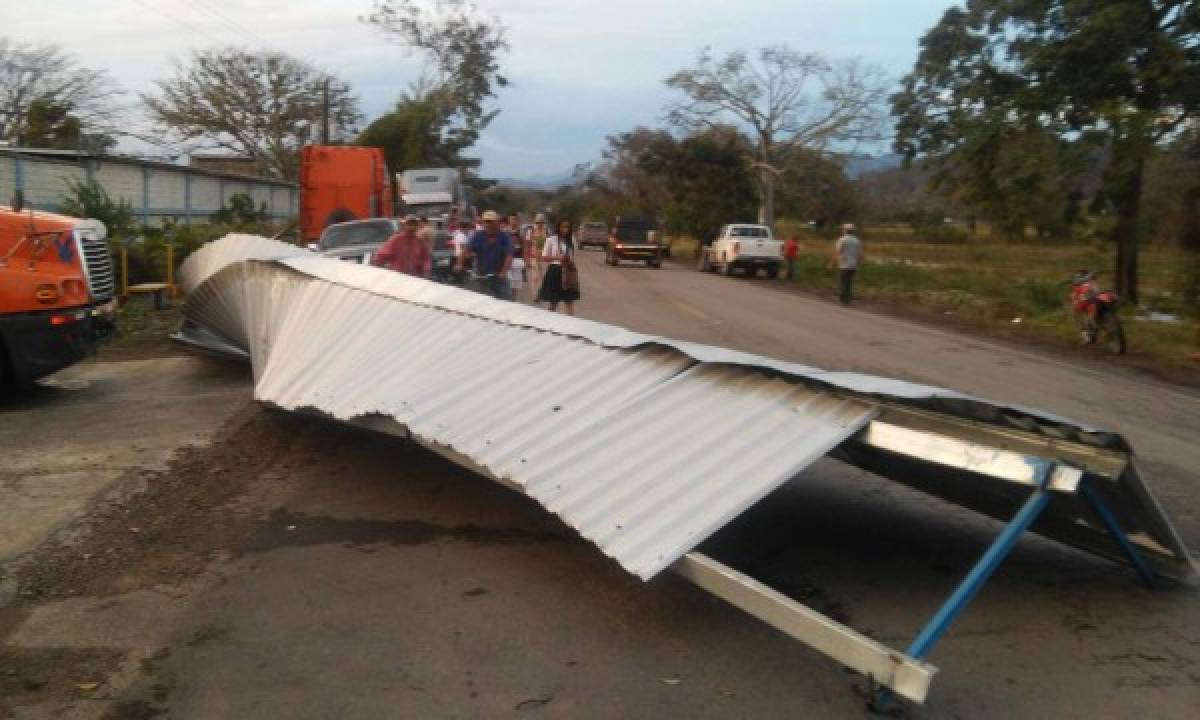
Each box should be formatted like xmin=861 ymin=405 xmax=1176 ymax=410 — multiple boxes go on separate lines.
xmin=373 ymin=214 xmax=431 ymax=278
xmin=457 ymin=210 xmax=515 ymax=300
xmin=830 ymin=223 xmax=862 ymax=305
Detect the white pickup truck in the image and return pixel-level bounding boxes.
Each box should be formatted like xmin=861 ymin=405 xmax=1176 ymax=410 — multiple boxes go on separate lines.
xmin=697 ymin=224 xmax=783 ymax=277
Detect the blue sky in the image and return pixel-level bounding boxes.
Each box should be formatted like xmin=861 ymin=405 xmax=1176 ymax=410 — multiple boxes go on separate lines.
xmin=3 ymin=0 xmax=955 ymax=179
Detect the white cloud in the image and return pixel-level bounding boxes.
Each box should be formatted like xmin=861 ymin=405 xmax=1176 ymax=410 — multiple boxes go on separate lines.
xmin=2 ymin=0 xmax=951 ymax=178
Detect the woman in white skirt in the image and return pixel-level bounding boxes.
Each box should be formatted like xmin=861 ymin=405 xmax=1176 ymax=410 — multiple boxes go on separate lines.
xmin=537 ymin=219 xmax=580 ymax=315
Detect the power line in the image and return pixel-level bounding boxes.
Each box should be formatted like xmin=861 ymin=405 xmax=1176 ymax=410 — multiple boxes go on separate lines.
xmin=129 ymin=0 xmax=230 ymax=47
xmin=184 ymin=0 xmax=286 ymax=54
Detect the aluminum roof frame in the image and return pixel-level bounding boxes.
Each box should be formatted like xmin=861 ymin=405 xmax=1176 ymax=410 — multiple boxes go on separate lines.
xmin=176 ymin=235 xmax=1197 ymax=705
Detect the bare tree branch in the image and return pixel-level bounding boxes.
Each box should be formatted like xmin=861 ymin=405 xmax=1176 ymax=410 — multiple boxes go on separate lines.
xmin=141 ymin=47 xmax=361 ymax=180
xmin=665 ymin=45 xmax=889 ymax=226
xmin=0 ymin=37 xmax=123 ymax=144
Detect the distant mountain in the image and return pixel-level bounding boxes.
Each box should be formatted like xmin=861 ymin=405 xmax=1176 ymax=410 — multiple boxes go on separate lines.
xmin=841 ymin=153 xmax=905 ymax=179
xmin=495 ymin=171 xmax=577 ymax=190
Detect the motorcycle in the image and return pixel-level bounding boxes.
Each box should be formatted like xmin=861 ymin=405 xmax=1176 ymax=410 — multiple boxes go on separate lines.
xmin=1067 ymin=270 xmax=1126 ymax=355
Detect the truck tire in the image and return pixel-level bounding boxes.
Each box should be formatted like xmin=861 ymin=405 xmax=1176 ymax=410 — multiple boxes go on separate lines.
xmin=697 ymin=251 xmax=711 ymax=272
xmin=722 ymin=259 xmax=734 ymax=277
xmin=0 ymin=338 xmax=13 ymax=395
xmin=648 ymin=259 xmax=661 ymax=268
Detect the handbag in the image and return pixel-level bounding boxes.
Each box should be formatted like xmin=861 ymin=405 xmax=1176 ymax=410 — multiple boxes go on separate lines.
xmin=560 ymin=239 xmax=580 ymax=292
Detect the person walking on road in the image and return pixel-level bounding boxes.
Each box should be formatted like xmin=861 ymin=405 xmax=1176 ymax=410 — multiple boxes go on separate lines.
xmin=831 ymin=223 xmax=862 ymax=305
xmin=526 ymin=213 xmax=549 ymax=290
xmin=456 ymin=210 xmax=515 ymax=300
xmin=372 ymin=214 xmax=431 ymax=279
xmin=537 ymin=219 xmax=580 ymax=315
xmin=783 ymin=235 xmax=800 ymax=280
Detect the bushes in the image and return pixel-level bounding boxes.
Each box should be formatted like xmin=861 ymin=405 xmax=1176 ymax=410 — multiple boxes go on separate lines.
xmin=112 ymin=221 xmax=282 ymax=287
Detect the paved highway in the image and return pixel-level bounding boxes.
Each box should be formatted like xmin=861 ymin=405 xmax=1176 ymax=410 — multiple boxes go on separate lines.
xmin=2 ymin=252 xmax=1197 ymax=719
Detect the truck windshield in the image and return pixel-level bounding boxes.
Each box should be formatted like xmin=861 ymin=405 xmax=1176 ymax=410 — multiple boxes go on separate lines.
xmin=320 ymin=220 xmax=395 ymax=250
xmin=731 ymin=227 xmax=770 ymax=238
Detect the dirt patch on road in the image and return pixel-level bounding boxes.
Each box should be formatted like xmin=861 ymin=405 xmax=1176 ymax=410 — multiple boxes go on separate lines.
xmin=8 ymin=405 xmax=302 ymax=604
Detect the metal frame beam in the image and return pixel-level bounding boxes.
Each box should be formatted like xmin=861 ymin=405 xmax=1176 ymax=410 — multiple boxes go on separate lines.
xmin=672 ymin=552 xmax=937 ymax=704
xmin=1080 ymin=481 xmax=1157 ymax=587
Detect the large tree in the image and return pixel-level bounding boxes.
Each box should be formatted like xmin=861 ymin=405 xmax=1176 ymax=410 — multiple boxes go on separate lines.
xmin=665 ymin=46 xmax=888 ymax=229
xmin=893 ymin=1 xmax=1200 ymax=302
xmin=0 ymin=37 xmax=121 ymax=146
xmin=357 ymin=89 xmax=482 ymax=178
xmin=23 ymin=98 xmax=116 ymax=152
xmin=363 ymin=0 xmax=509 ymax=159
xmin=142 ymin=48 xmax=361 ymax=180
xmin=636 ymin=127 xmax=760 ymax=240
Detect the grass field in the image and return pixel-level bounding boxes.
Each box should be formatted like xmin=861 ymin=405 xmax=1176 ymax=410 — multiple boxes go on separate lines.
xmin=670 ymin=227 xmax=1200 ymax=383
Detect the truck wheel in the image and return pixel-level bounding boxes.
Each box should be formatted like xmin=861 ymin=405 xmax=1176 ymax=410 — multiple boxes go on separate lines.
xmin=697 ymin=252 xmax=710 ymax=272
xmin=722 ymin=260 xmax=734 ymax=277
xmin=648 ymin=259 xmax=661 ymax=268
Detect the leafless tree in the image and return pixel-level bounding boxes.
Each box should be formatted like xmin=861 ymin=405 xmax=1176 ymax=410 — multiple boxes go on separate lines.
xmin=666 ymin=46 xmax=889 ymax=228
xmin=142 ymin=48 xmax=361 ymax=180
xmin=0 ymin=37 xmax=123 ymax=146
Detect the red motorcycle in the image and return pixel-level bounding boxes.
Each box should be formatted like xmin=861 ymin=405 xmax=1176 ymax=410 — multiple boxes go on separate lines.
xmin=1067 ymin=270 xmax=1126 ymax=355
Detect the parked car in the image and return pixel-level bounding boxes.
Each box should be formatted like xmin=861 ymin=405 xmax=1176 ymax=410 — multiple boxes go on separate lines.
xmin=318 ymin=217 xmax=396 ymax=261
xmin=577 ymin=221 xmax=608 ymax=249
xmin=605 ymin=217 xmax=663 ymax=268
xmin=318 ymin=218 xmax=456 ymax=282
xmin=697 ymin=224 xmax=783 ymax=277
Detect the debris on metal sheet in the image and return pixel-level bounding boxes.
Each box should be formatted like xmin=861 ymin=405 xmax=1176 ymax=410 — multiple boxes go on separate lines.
xmin=175 ymin=234 xmax=1197 ymax=705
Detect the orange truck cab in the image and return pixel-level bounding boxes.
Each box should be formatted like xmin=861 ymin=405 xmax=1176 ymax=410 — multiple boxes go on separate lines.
xmin=298 ymin=145 xmax=394 ymax=244
xmin=0 ymin=206 xmax=117 ymax=389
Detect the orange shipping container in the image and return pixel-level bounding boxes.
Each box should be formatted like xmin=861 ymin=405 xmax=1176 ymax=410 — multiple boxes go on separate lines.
xmin=298 ymin=145 xmax=393 ymax=243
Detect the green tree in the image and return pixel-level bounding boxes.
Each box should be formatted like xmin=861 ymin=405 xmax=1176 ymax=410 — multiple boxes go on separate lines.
xmin=363 ymin=0 xmax=508 ymax=155
xmin=893 ymin=1 xmax=1200 ymax=302
xmin=23 ymin=98 xmax=116 ymax=152
xmin=357 ymin=94 xmax=480 ymax=178
xmin=637 ymin=128 xmax=759 ymax=239
xmin=775 ymin=149 xmax=858 ymax=228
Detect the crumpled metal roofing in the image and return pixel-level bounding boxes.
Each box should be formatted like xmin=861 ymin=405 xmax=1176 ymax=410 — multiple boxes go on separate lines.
xmin=180 ymin=238 xmax=874 ymax=579
xmin=180 ymin=235 xmax=1125 ymax=450
xmin=177 ymin=235 xmax=1194 ymax=583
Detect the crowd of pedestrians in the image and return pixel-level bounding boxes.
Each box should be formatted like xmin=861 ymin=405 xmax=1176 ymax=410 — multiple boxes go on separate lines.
xmin=372 ymin=208 xmax=583 ymax=314
xmin=373 ymin=208 xmax=863 ymax=311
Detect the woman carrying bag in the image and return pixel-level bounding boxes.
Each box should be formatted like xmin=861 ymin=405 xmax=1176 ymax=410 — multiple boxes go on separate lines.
xmin=537 ymin=219 xmax=581 ymax=315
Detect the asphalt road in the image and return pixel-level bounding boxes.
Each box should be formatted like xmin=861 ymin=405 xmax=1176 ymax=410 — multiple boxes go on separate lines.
xmin=2 ymin=253 xmax=1198 ymax=719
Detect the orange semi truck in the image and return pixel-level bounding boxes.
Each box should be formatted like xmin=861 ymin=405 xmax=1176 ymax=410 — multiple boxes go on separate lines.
xmin=298 ymin=145 xmax=393 ymax=244
xmin=0 ymin=205 xmax=117 ymax=390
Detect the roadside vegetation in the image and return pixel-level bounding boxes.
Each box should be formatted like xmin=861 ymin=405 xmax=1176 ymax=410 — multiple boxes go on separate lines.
xmin=672 ymin=224 xmax=1199 ymax=382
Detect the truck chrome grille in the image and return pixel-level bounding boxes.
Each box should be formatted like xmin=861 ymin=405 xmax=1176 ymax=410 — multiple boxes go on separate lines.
xmin=74 ymin=231 xmax=116 ymax=302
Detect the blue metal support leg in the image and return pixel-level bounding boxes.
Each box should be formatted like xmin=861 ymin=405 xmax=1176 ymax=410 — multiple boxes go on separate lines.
xmin=1079 ymin=481 xmax=1157 ymax=588
xmin=870 ymin=463 xmax=1056 ymax=710
xmin=905 ymin=483 xmax=1053 ymax=659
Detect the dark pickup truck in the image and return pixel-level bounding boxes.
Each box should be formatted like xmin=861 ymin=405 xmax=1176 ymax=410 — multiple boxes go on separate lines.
xmin=605 ymin=217 xmax=662 ymax=268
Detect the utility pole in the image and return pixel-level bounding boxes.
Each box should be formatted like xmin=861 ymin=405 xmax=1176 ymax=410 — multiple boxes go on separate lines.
xmin=321 ymin=77 xmax=330 ymax=145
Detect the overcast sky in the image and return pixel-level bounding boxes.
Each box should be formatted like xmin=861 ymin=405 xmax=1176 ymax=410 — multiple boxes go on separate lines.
xmin=2 ymin=0 xmax=955 ymax=179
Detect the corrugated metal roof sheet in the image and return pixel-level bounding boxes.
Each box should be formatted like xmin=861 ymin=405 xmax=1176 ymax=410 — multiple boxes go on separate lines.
xmin=177 ymin=235 xmax=1195 ymax=584
xmin=179 ymin=244 xmax=875 ymax=579
xmin=180 ymin=237 xmax=1124 ymax=449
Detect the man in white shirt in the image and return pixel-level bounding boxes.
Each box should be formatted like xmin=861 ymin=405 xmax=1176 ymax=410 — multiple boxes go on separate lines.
xmin=831 ymin=223 xmax=863 ymax=306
